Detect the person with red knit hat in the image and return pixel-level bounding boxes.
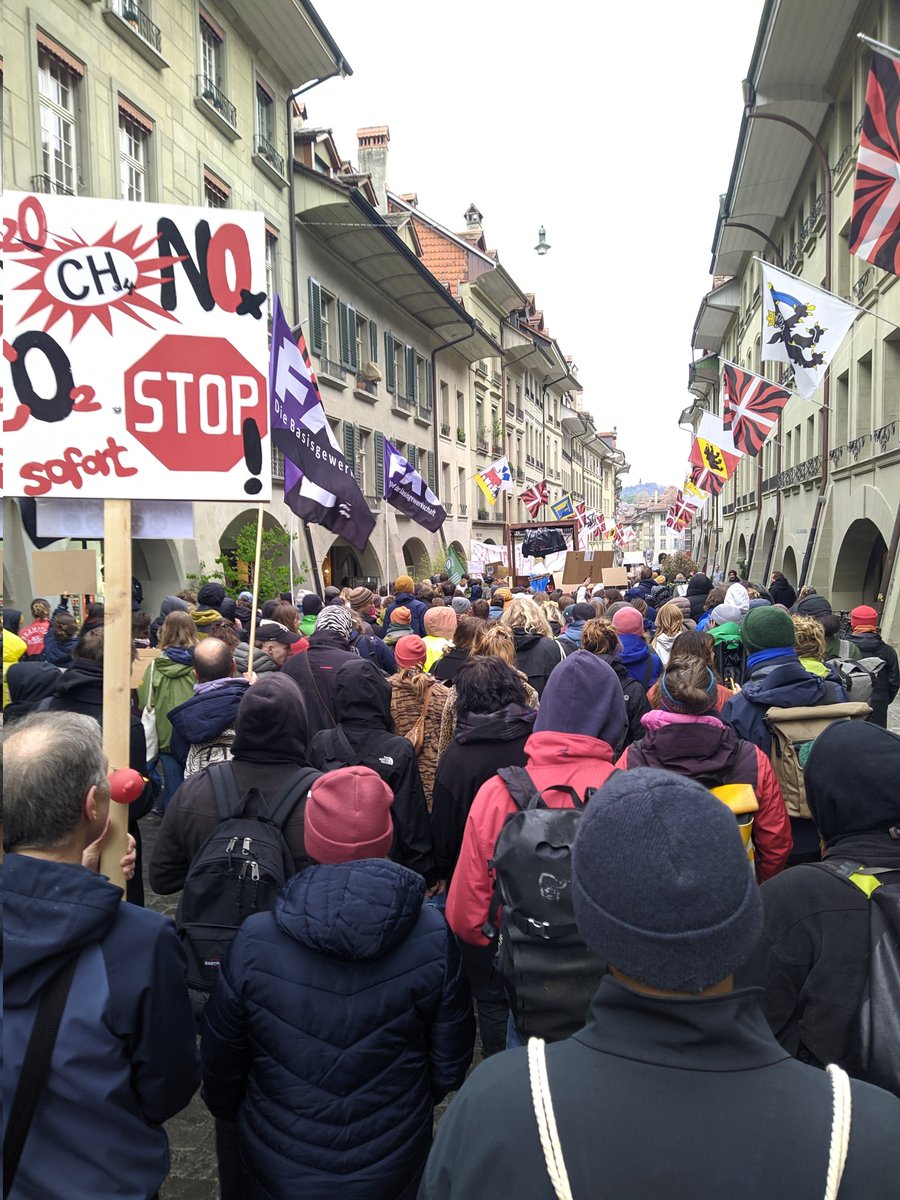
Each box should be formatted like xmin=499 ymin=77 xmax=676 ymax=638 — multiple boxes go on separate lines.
xmin=845 ymin=604 xmax=899 ymax=727
xmin=201 ymin=765 xmax=474 ymax=1200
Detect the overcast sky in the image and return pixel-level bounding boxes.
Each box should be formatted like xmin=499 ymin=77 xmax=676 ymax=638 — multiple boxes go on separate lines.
xmin=310 ymin=1 xmax=765 ymax=486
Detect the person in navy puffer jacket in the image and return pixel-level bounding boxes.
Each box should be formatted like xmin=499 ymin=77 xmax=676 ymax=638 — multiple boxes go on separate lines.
xmin=611 ymin=605 xmax=663 ymax=690
xmin=201 ymin=765 xmax=474 ymax=1200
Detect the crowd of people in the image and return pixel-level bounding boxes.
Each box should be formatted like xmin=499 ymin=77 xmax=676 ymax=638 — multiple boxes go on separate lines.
xmin=3 ymin=561 xmax=900 ymax=1199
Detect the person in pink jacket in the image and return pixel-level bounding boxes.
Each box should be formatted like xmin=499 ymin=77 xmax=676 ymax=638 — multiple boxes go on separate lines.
xmin=446 ymin=651 xmax=626 ymax=949
xmin=617 ymin=657 xmax=792 ymax=882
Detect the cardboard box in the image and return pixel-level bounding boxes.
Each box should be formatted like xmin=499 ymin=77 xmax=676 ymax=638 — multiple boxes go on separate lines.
xmin=560 ymin=550 xmax=615 ymax=588
xmin=32 ymin=548 xmax=98 ymax=595
xmin=601 ymin=567 xmax=629 ymax=588
xmin=485 ymin=561 xmax=510 ymax=580
xmin=131 ymin=648 xmax=161 ymax=689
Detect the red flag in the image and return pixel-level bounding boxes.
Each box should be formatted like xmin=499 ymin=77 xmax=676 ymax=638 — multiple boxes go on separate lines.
xmin=519 ymin=479 xmax=548 ymax=518
xmin=850 ymin=50 xmax=900 ymax=275
xmin=723 ymin=364 xmax=791 ymax=457
xmin=574 ymin=501 xmax=587 ymax=530
xmin=690 ymin=460 xmax=725 ymax=497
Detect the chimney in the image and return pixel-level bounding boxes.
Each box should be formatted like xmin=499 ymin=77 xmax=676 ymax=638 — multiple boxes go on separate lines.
xmin=357 ymin=126 xmax=390 ymax=214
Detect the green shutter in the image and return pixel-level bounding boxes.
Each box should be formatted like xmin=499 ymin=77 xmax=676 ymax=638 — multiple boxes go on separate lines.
xmin=343 ymin=420 xmax=355 ymax=463
xmin=407 ymin=443 xmax=417 ymax=472
xmin=307 ymin=278 xmax=323 ymax=354
xmin=338 ymin=300 xmax=351 ymax=369
xmin=385 ymin=333 xmax=396 ymax=393
xmin=375 ymin=431 xmax=385 ymax=496
xmin=369 ymin=319 xmax=378 ymax=363
xmin=406 ymin=346 xmax=417 ymax=402
xmin=427 ymin=450 xmax=435 ymax=491
xmin=425 ymin=362 xmax=434 ymax=410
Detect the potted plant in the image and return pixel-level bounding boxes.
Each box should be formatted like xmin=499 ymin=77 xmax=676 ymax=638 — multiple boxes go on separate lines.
xmin=456 ymin=428 xmax=466 ymax=443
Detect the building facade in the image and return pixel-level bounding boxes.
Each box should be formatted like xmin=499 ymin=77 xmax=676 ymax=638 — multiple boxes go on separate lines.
xmin=687 ymin=0 xmax=900 ymax=640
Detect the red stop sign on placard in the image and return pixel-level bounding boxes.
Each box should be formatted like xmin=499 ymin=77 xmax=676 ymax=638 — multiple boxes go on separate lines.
xmin=124 ymin=335 xmax=267 ymax=472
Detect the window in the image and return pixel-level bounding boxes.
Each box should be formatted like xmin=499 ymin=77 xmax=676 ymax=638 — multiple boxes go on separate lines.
xmin=38 ymin=48 xmax=80 ymax=195
xmin=199 ymin=11 xmax=222 ymax=90
xmin=203 ymin=168 xmax=229 ymax=208
xmin=256 ymin=82 xmax=274 ymax=144
xmin=456 ymin=390 xmax=465 ymax=434
xmin=118 ymin=102 xmax=152 ymax=201
xmin=440 ymin=381 xmax=450 ymax=427
xmin=264 ymin=224 xmax=278 ymax=304
xmin=320 ymin=290 xmax=335 ymax=361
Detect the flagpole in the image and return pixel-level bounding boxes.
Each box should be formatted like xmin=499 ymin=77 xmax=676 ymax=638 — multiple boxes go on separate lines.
xmin=857 ymin=32 xmax=900 ymax=58
xmin=751 ymin=256 xmax=900 ymax=330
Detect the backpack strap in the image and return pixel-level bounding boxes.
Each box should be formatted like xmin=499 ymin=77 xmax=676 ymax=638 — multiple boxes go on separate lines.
xmin=3 ymin=953 xmax=80 ymax=1199
xmin=208 ymin=761 xmax=245 ymax=822
xmin=264 ymin=767 xmax=320 ymax=830
xmin=641 ymin=655 xmax=654 ymax=689
xmin=319 ymin=725 xmax=359 ymax=770
xmin=497 ymin=765 xmax=541 ymax=811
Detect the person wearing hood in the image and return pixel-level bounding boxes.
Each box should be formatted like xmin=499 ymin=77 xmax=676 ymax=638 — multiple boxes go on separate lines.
xmin=150 ymin=595 xmax=191 ymax=646
xmin=844 ymin=604 xmax=900 ymax=727
xmin=611 ymin=606 xmax=663 ymax=690
xmin=4 ymin=713 xmax=200 ymax=1200
xmin=447 ymin=652 xmax=626 ymax=959
xmin=724 ymin=582 xmax=750 ymax=615
xmin=619 ymin=657 xmax=791 ymax=882
xmin=381 ymin=574 xmax=428 ymax=637
xmin=423 ymin=605 xmax=458 ymax=672
xmin=234 ymin=589 xmax=254 ymax=629
xmin=430 ymin=614 xmax=481 ymax=685
xmin=150 ymin=674 xmax=320 ymax=894
xmin=307 ymin=657 xmax=435 ymax=883
xmin=4 ymin=660 xmax=60 ymax=725
xmin=282 ymin=606 xmax=358 ymax=741
xmin=499 ymin=595 xmax=564 ymax=696
xmin=437 ymin=625 xmax=539 ymax=755
xmin=708 ymin=604 xmax=745 ymax=668
xmin=167 ymin=636 xmax=250 ymax=774
xmin=649 ymin=602 xmax=685 ymax=668
xmin=722 ymin=606 xmax=850 ymax=864
xmin=196 ymin=581 xmax=226 ymax=614
xmin=200 ymin=765 xmax=473 ymax=1200
xmin=769 ymin=571 xmax=797 ymax=609
xmin=686 ymin=572 xmax=714 ymax=620
xmin=137 ymin=610 xmax=198 ymax=815
xmin=695 ymin=584 xmax=727 ymax=630
xmin=384 ymin=604 xmax=417 ymax=647
xmin=556 ymin=601 xmax=597 ymax=657
xmin=48 ymin=627 xmax=153 ymax=905
xmin=389 ymin=636 xmax=450 ymax=809
xmin=737 ymin=721 xmax=900 ymax=1091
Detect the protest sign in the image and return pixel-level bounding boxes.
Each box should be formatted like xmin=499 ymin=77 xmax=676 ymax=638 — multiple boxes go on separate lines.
xmin=32 ymin=548 xmax=98 ymax=594
xmin=2 ymin=192 xmax=270 ymax=501
xmin=35 ymin=498 xmax=194 ymax=539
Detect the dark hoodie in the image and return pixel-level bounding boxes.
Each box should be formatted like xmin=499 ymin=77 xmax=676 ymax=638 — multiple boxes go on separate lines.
xmin=617 ymin=634 xmax=663 ymax=690
xmin=430 ymin=644 xmax=470 ymax=684
xmin=595 ymin=653 xmax=650 ymax=749
xmin=845 ymin=628 xmax=900 ymax=727
xmin=167 ymin=676 xmax=251 ymax=768
xmin=3 ymin=854 xmax=199 ymax=1199
xmin=511 ymin=627 xmax=564 ymax=696
xmin=686 ymin=573 xmax=713 ymax=619
xmin=4 ymin=661 xmax=60 ymax=724
xmin=382 ymin=591 xmax=428 ymax=637
xmin=737 ymin=722 xmax=900 ymax=1082
xmin=150 ymin=675 xmax=320 ymax=894
xmin=149 ymin=595 xmax=190 ymax=647
xmin=282 ymin=628 xmax=358 ymax=740
xmin=201 ymin=859 xmax=473 ymax=1199
xmin=769 ymin=576 xmax=797 ymax=608
xmin=307 ymin=659 xmax=435 ymax=882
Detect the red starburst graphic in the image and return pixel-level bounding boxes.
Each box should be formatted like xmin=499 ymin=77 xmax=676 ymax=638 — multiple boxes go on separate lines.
xmin=13 ymin=224 xmax=183 ymax=338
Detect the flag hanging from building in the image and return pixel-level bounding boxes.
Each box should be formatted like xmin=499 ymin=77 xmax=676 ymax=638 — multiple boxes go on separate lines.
xmin=690 ymin=459 xmax=726 ymax=497
xmin=519 ymin=479 xmax=548 ymax=517
xmin=445 ymin=542 xmax=467 ymax=585
xmin=574 ymin=501 xmax=587 ymax=530
xmin=549 ymin=493 xmax=575 ymax=521
xmin=269 ymin=295 xmax=375 ymax=553
xmin=722 ymin=362 xmax=792 ymax=457
xmin=683 ymin=476 xmax=711 ymax=506
xmin=475 ymin=456 xmax=513 ymax=506
xmin=382 ymin=436 xmax=446 ymax=532
xmin=850 ymin=49 xmax=900 ymax=276
xmin=689 ymin=412 xmax=742 ymax=483
xmin=584 ymin=509 xmax=600 ymax=534
xmin=760 ymin=261 xmax=857 ymax=400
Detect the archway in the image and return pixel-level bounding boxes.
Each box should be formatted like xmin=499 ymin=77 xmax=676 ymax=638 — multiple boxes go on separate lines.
xmin=760 ymin=518 xmax=776 ymax=577
xmin=402 ymin=536 xmax=431 ymax=579
xmin=218 ymin=509 xmax=293 ymax=596
xmin=322 ymin=536 xmax=383 ymax=589
xmin=781 ymin=545 xmax=798 ymax=587
xmin=737 ymin=534 xmax=748 ymax=576
xmin=831 ymin=518 xmax=888 ymax=611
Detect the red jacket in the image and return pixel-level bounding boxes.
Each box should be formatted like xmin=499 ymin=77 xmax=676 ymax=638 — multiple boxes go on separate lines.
xmin=617 ymin=710 xmax=792 ymax=882
xmin=445 ymin=730 xmax=620 ymax=946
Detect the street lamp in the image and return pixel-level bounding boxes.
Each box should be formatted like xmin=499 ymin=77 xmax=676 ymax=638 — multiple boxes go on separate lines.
xmin=534 ymin=226 xmax=551 ymax=255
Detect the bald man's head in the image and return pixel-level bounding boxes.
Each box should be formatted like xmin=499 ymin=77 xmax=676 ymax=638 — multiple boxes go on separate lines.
xmin=193 ymin=637 xmax=235 ymax=683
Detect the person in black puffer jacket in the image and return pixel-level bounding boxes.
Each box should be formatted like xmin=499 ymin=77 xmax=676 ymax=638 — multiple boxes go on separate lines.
xmin=201 ymin=766 xmax=474 ymax=1200
xmin=499 ymin=595 xmax=564 ymax=697
xmin=845 ymin=604 xmax=900 ymax=728
xmin=685 ymin=572 xmax=714 ymax=620
xmin=580 ymin=618 xmax=649 ymax=749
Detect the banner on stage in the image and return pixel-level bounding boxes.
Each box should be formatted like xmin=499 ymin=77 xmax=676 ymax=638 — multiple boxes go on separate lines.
xmin=2 ymin=191 xmax=271 ymax=501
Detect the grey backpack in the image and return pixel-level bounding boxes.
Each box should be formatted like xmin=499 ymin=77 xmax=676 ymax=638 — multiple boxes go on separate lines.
xmin=825 ymin=656 xmax=885 ymax=704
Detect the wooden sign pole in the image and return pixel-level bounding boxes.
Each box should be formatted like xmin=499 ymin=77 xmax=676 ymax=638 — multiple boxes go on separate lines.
xmin=99 ymin=499 xmax=132 ymax=888
xmin=245 ymin=504 xmax=265 ymax=680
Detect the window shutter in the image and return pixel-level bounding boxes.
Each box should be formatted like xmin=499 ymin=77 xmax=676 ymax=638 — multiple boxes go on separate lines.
xmin=375 ymin=431 xmax=385 ymax=496
xmin=343 ymin=420 xmax=355 ymax=463
xmin=406 ymin=346 xmax=417 ymax=402
xmin=348 ymin=306 xmax=359 ymax=372
xmin=425 ymin=362 xmax=434 ymax=409
xmin=307 ymin=278 xmax=323 ymax=354
xmin=369 ymin=319 xmax=378 ymax=363
xmin=384 ymin=333 xmax=396 ymax=393
xmin=427 ymin=450 xmax=436 ymax=492
xmin=338 ymin=300 xmax=351 ymax=369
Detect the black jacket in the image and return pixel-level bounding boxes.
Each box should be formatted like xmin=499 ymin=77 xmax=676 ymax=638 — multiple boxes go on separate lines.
xmin=598 ymin=654 xmax=649 ymax=749
xmin=430 ymin=645 xmax=469 ymax=684
xmin=431 ymin=703 xmax=537 ymax=879
xmin=307 ymin=659 xmax=435 ymax=883
xmin=685 ymin=573 xmax=713 ymax=619
xmin=4 ymin=661 xmax=60 ymax=724
xmin=420 ymin=977 xmax=900 ymax=1199
xmin=737 ymin=721 xmax=900 ymax=1082
xmin=770 ymin=576 xmax=798 ymax=608
xmin=282 ymin=629 xmax=357 ymax=740
xmin=167 ymin=678 xmax=250 ymax=768
xmin=511 ymin=628 xmax=563 ymax=697
xmin=844 ymin=630 xmax=900 ymax=727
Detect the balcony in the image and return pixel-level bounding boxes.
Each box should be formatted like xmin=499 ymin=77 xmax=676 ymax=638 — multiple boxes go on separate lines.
xmin=444 ymin=501 xmax=453 ymax=516
xmin=364 ymin=494 xmax=382 ymax=514
xmin=477 ymin=508 xmax=489 ymax=522
xmin=353 ymin=377 xmax=378 ymax=404
xmin=491 ymin=442 xmax=503 ymax=457
xmin=476 ymin=428 xmax=489 ymax=453
xmin=506 ymin=401 xmax=515 ymax=417
xmin=516 ymin=468 xmax=525 ymax=483
xmin=103 ymin=1 xmax=167 ymax=68
xmin=526 ymin=454 xmax=535 ymax=466
xmin=317 ymin=356 xmax=347 ymax=389
xmin=195 ymin=75 xmax=239 ymax=140
xmin=854 ymin=268 xmax=875 ymax=303
xmin=415 ymin=403 xmax=433 ymax=428
xmin=392 ymin=393 xmax=415 ymax=417
xmin=476 ymin=361 xmax=488 ymax=377
xmin=30 ymin=173 xmax=74 ymax=196
xmin=253 ymin=134 xmax=286 ymax=186
xmin=492 ymin=371 xmax=502 ymax=387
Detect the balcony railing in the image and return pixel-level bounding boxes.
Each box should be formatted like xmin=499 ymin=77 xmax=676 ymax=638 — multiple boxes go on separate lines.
xmin=197 ymin=75 xmax=237 ymax=128
xmin=854 ymin=268 xmax=874 ymax=302
xmin=354 ymin=377 xmax=377 ymax=396
xmin=873 ymin=421 xmax=897 ymax=452
xmin=526 ymin=454 xmax=535 ymax=466
xmin=440 ymin=422 xmax=451 ymax=437
xmin=417 ymin=403 xmax=433 ymax=422
xmin=318 ymin=356 xmax=346 ymax=381
xmin=364 ymin=494 xmax=382 ymax=513
xmin=506 ymin=401 xmax=515 ymax=416
xmin=477 ymin=508 xmax=489 ymax=521
xmin=476 ymin=361 xmax=488 ymax=377
xmin=459 ymin=503 xmax=467 ymax=516
xmin=255 ymin=135 xmax=285 ymax=176
xmin=30 ymin=173 xmax=74 ymax=196
xmin=112 ymin=1 xmax=162 ymax=51
xmin=444 ymin=501 xmax=453 ymax=516
xmin=516 ymin=407 xmax=524 ymax=422
xmin=492 ymin=371 xmax=502 ymax=386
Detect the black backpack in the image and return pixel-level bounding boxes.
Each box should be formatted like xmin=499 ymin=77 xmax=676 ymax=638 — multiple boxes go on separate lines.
xmin=815 ymin=859 xmax=900 ymax=1097
xmin=713 ymin=637 xmax=747 ymax=688
xmin=482 ymin=766 xmax=605 ymax=1043
xmin=649 ymin=583 xmax=674 ymax=608
xmin=175 ymin=761 xmax=317 ymax=1010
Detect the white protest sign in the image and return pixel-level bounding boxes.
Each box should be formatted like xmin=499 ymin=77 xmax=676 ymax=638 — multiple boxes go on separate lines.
xmin=36 ymin=498 xmax=194 ymax=539
xmin=1 ymin=192 xmax=271 ymax=500
xmin=470 ymin=539 xmax=508 ymax=566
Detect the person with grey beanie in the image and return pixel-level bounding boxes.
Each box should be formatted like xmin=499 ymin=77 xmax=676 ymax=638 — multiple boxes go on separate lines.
xmin=421 ymin=769 xmax=900 ymax=1200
